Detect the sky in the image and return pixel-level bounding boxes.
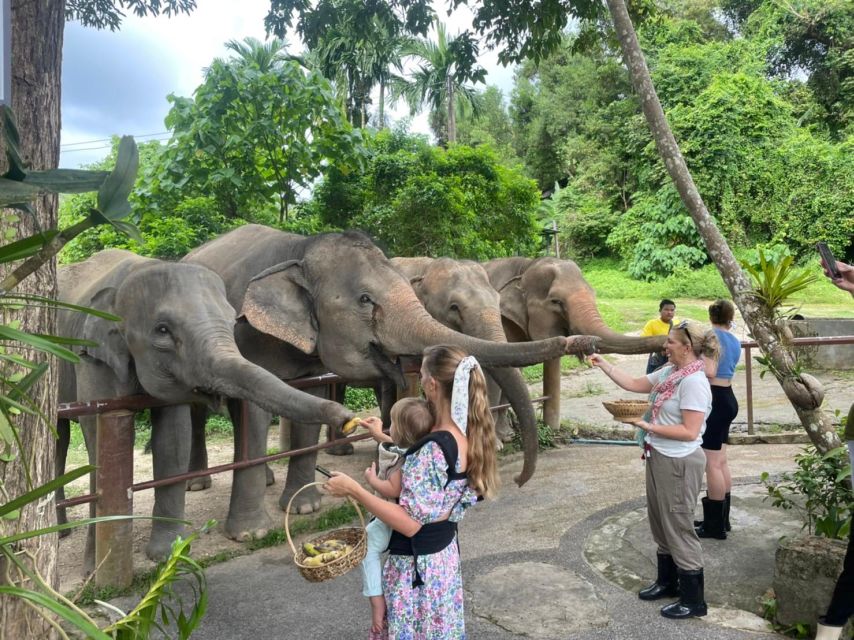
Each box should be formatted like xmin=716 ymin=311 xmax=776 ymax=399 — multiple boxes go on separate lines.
xmin=59 ymin=1 xmax=518 ymax=168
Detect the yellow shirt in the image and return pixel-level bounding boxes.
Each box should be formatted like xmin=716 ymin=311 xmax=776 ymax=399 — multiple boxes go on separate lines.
xmin=640 ymin=317 xmax=679 ymax=337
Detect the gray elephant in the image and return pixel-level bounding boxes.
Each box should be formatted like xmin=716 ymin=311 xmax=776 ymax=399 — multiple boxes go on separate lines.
xmin=183 ymin=225 xmax=598 ymax=515
xmin=56 ymin=250 xmax=354 ymax=568
xmin=483 ymin=257 xmax=666 ymax=352
xmin=391 ymin=257 xmax=520 ymax=445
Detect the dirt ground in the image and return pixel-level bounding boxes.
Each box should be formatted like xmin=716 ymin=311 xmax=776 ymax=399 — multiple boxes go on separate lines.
xmin=57 ymin=349 xmax=853 ymax=595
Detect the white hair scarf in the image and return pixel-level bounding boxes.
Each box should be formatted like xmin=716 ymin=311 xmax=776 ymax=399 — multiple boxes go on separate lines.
xmin=450 ymin=355 xmax=480 ymax=434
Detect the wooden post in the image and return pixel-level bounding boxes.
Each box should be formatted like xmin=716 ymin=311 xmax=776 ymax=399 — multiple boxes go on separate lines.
xmin=95 ymin=410 xmax=135 ymax=588
xmin=542 ymin=357 xmax=561 ymax=431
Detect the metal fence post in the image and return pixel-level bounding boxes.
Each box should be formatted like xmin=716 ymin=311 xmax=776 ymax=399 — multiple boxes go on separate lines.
xmin=95 ymin=410 xmax=135 ymax=588
xmin=542 ymin=357 xmax=561 ymax=431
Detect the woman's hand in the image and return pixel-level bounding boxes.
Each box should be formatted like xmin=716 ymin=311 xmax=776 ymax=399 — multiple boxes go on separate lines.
xmin=629 ymin=419 xmax=652 ymax=432
xmin=323 ymin=472 xmax=361 ymax=498
xmin=587 ymin=353 xmax=608 ymax=370
xmin=825 ymin=260 xmax=854 ymax=294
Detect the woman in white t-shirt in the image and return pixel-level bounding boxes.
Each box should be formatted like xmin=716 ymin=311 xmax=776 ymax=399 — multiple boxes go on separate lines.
xmin=590 ymin=320 xmax=719 ymax=620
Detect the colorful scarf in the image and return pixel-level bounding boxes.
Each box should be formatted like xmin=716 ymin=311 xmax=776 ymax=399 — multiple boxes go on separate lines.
xmin=645 ymin=358 xmax=706 ymax=424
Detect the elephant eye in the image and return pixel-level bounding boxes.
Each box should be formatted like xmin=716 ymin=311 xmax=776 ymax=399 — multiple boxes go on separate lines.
xmin=449 ymin=303 xmax=460 ymax=313
xmin=154 ymin=323 xmax=170 ymax=336
xmin=359 ymin=294 xmax=372 ymax=305
xmin=550 ymin=299 xmax=563 ymax=307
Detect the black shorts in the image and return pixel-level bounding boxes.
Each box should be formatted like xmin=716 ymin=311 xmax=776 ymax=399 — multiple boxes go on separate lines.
xmin=702 ymin=385 xmax=738 ymax=451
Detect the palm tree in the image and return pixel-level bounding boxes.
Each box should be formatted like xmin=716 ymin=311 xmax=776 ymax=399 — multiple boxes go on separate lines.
xmin=398 ymin=20 xmax=487 ymax=144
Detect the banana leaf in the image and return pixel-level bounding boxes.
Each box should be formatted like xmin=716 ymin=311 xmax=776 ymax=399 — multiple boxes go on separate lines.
xmin=23 ymin=168 xmax=110 ymax=193
xmin=97 ymin=136 xmax=138 ymax=220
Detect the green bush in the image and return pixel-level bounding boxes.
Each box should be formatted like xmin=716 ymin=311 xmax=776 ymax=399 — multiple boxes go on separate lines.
xmin=344 ymin=386 xmax=378 ymax=412
xmin=761 ymin=445 xmax=852 ymax=540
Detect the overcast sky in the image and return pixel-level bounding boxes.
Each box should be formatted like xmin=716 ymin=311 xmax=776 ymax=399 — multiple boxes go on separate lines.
xmin=60 ymin=1 xmax=517 ymax=168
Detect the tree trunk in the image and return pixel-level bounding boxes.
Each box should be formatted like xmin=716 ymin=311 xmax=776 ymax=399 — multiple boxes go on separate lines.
xmin=378 ymin=79 xmax=385 ymax=130
xmin=0 ymin=1 xmax=63 ymax=637
xmin=446 ymin=77 xmax=456 ymax=143
xmin=605 ymin=0 xmax=841 ymax=453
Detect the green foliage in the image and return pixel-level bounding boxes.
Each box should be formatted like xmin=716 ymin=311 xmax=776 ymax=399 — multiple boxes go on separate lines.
xmin=511 ymin=420 xmax=556 ymax=450
xmin=740 ymin=247 xmax=820 ymax=314
xmin=456 ymin=85 xmax=520 ymax=165
xmin=310 ymin=128 xmax=541 ymax=259
xmin=248 ymin=502 xmax=360 ymax=550
xmin=344 ymin=387 xmax=378 ymax=412
xmin=761 ymin=446 xmax=852 ymax=540
xmin=155 ymin=37 xmax=365 ymax=224
xmin=67 ymin=0 xmax=197 ymax=32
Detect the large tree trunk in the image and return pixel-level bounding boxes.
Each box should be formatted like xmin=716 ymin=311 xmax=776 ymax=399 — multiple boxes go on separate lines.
xmin=0 ymin=1 xmax=63 ymax=637
xmin=606 ymin=0 xmax=840 ymax=453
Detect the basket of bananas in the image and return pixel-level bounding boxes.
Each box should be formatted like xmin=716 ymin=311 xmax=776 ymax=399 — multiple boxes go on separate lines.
xmin=602 ymin=399 xmax=650 ymax=423
xmin=285 ymin=482 xmax=367 ymax=583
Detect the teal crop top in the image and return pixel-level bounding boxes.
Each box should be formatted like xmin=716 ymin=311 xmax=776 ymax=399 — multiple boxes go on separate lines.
xmin=714 ymin=328 xmax=741 ymax=379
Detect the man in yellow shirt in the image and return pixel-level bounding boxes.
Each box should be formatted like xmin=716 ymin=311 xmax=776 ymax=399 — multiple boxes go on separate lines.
xmin=640 ymin=299 xmax=677 ymax=374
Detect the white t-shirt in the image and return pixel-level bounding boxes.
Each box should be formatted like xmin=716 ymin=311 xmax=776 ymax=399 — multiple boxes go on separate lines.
xmin=644 ymin=367 xmax=711 ymax=458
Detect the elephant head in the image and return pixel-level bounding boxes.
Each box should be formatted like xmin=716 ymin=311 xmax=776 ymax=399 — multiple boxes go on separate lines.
xmin=485 ymin=256 xmax=665 ymax=354
xmin=70 ymin=252 xmax=352 ymax=428
xmin=392 ymin=257 xmax=542 ymax=484
xmin=237 ymin=230 xmax=596 ymax=386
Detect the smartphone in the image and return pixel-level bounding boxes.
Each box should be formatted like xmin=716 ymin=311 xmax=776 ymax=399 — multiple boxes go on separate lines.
xmin=817 ymin=242 xmax=842 ymax=279
xmin=315 ymin=465 xmax=332 ymax=478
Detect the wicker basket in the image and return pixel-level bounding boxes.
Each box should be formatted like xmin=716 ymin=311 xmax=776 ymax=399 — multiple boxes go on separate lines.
xmin=285 ymin=482 xmax=367 ymax=583
xmin=602 ymin=399 xmax=650 ymax=423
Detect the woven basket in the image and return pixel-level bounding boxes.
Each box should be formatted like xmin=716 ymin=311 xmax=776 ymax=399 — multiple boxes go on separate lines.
xmin=602 ymin=399 xmax=650 ymax=423
xmin=285 ymin=482 xmax=367 ymax=583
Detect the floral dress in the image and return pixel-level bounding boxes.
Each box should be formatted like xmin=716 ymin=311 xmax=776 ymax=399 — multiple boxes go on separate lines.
xmin=382 ymin=441 xmax=479 ymax=639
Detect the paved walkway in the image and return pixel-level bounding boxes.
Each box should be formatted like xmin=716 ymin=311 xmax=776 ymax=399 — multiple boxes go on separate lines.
xmin=109 ymin=355 xmax=850 ymax=639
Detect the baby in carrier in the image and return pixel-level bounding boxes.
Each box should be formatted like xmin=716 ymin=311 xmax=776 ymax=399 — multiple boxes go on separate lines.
xmin=359 ymin=398 xmax=433 ymax=637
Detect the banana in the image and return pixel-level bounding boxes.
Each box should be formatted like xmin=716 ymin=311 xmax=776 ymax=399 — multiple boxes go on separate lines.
xmin=341 ymin=417 xmax=361 ymax=435
xmin=315 ymin=539 xmax=344 ymax=553
xmin=302 ymin=548 xmax=345 ymax=567
xmin=303 ymin=542 xmax=321 ymax=557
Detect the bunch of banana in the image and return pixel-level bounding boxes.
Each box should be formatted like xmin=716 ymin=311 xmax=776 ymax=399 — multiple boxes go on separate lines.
xmin=301 ymin=538 xmax=353 ymax=567
xmin=341 ymin=417 xmax=361 ymax=435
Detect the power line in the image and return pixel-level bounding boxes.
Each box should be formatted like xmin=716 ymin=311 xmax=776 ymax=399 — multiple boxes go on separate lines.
xmin=60 ymin=131 xmax=171 ymax=148
xmin=60 ymin=136 xmax=171 ymax=153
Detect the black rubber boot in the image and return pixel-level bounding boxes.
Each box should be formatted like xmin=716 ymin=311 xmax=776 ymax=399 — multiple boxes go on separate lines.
xmin=724 ymin=492 xmax=731 ymax=532
xmin=660 ymin=568 xmax=708 ymax=619
xmin=696 ymin=497 xmax=727 ymax=540
xmin=693 ymin=492 xmax=708 ymax=528
xmin=639 ymin=553 xmax=679 ymax=601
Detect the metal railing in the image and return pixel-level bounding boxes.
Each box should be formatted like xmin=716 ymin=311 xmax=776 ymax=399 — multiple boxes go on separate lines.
xmin=56 ymin=366 xmax=557 ymax=587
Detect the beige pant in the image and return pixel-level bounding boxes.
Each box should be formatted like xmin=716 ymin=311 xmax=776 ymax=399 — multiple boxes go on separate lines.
xmin=645 ymin=447 xmax=706 ymax=571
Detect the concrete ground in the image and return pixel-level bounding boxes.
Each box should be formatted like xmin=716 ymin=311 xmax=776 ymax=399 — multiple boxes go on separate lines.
xmin=108 ymin=354 xmax=849 ymax=639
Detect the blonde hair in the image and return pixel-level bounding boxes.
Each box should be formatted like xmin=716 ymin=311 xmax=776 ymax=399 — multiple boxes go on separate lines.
xmin=421 ymin=345 xmax=499 ymax=500
xmin=672 ymin=321 xmax=720 ymax=361
xmin=389 ymin=397 xmax=433 ymax=448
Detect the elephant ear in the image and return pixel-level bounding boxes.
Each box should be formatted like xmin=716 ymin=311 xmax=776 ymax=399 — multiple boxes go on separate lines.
xmin=495 ymin=275 xmax=528 ymax=336
xmin=78 ymin=287 xmax=133 ymax=385
xmin=239 ymin=260 xmax=318 ymax=355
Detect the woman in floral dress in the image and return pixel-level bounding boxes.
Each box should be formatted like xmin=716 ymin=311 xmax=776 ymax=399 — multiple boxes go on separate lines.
xmin=325 ymin=345 xmax=498 ymax=639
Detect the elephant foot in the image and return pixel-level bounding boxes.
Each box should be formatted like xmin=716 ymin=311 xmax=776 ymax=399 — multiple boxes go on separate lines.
xmin=279 ymin=483 xmax=322 ymax=514
xmin=146 ymin=526 xmax=185 ymax=562
xmin=325 ymin=441 xmax=354 ymax=456
xmin=186 ymin=475 xmax=212 ymax=491
xmin=225 ymin=510 xmax=274 ymax=542
xmin=266 ymin=464 xmax=275 ymax=486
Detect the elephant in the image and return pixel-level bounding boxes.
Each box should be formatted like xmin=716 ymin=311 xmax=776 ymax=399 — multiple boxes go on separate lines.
xmin=390 ymin=257 xmax=522 ymax=445
xmin=55 ymin=250 xmax=354 ymax=568
xmin=483 ymin=256 xmax=666 ymax=353
xmin=182 ymin=225 xmax=599 ymax=515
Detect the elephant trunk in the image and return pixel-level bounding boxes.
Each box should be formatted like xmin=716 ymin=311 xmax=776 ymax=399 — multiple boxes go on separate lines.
xmin=565 ymin=289 xmax=665 ymax=354
xmin=381 ymin=282 xmax=593 ymax=365
xmin=486 ymin=366 xmax=539 ymax=487
xmin=203 ymin=349 xmax=352 ymax=427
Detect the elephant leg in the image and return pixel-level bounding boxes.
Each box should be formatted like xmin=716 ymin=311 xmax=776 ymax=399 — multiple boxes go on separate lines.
xmin=80 ymin=416 xmax=98 ymax=575
xmin=55 ymin=418 xmax=71 ymax=538
xmin=487 ymin=373 xmax=514 ymax=444
xmin=278 ymin=386 xmax=326 ymax=514
xmin=325 ymin=382 xmax=353 ymax=456
xmin=226 ymin=399 xmax=274 ymax=541
xmin=146 ymin=405 xmax=191 ymax=562
xmin=186 ymin=404 xmax=211 ymax=491
xmin=378 ymin=378 xmax=396 ymax=428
